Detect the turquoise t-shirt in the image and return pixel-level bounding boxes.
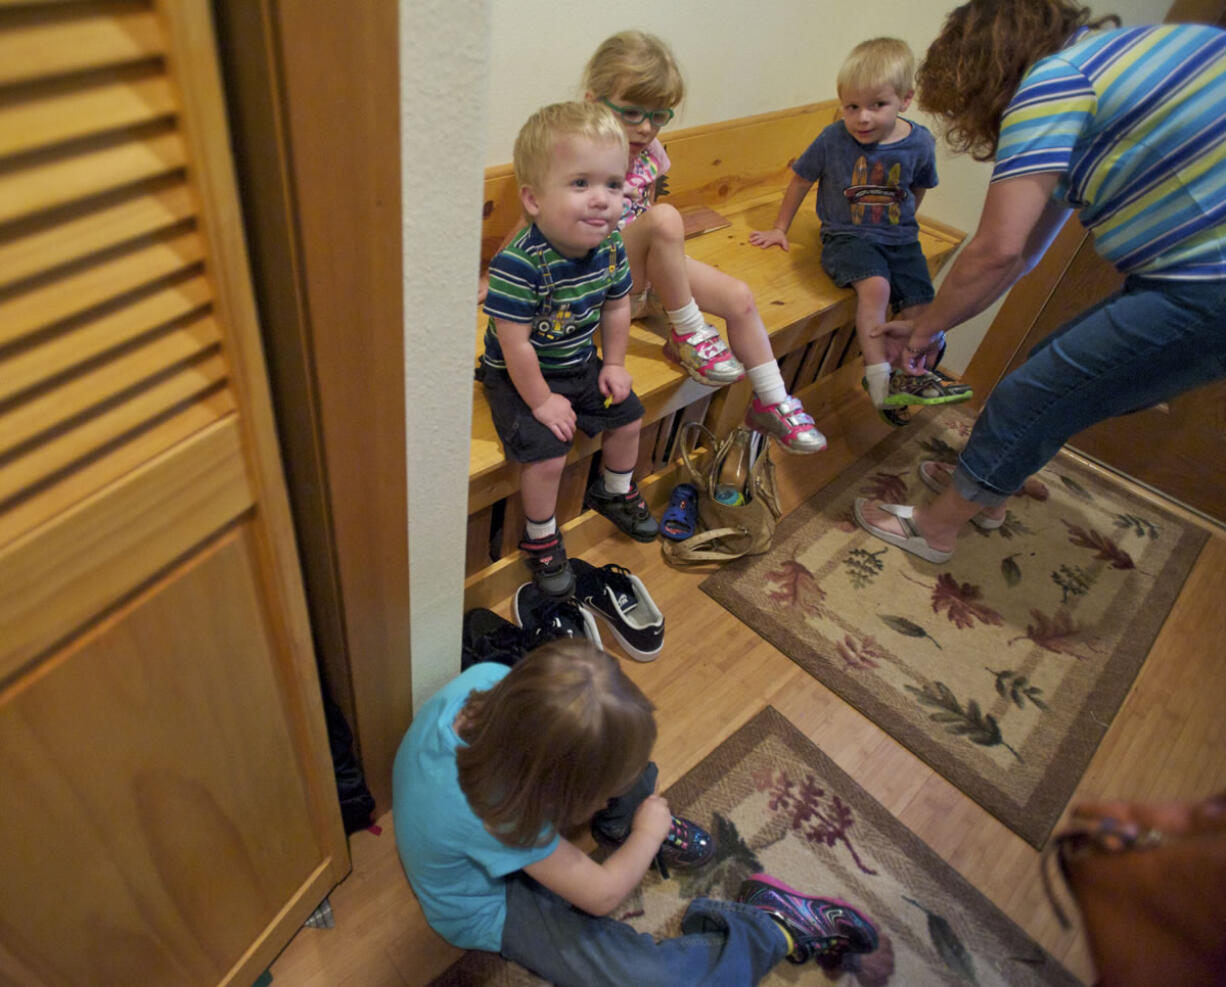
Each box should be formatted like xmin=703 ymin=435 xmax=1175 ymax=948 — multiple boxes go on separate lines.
xmin=392 ymin=664 xmax=559 ymax=951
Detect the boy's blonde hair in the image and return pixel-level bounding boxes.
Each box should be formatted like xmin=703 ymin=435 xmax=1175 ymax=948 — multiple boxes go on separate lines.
xmin=512 ymin=101 xmax=628 ymax=191
xmin=456 ymin=640 xmax=657 ymax=848
xmin=837 ymin=37 xmax=916 ymax=98
xmin=583 ymin=30 xmax=685 ymax=109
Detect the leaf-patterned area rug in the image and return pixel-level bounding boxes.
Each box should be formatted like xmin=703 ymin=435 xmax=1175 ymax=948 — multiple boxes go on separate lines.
xmin=701 ymin=409 xmax=1207 ymax=848
xmin=430 ymin=707 xmax=1080 ymax=987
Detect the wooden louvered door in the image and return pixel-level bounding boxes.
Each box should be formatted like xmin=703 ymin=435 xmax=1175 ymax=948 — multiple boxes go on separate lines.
xmin=0 ymin=2 xmax=349 ymax=985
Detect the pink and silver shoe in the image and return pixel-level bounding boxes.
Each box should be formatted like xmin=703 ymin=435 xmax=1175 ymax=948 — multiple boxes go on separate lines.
xmin=663 ymin=323 xmax=745 ymax=386
xmin=745 ymin=395 xmax=826 ymax=454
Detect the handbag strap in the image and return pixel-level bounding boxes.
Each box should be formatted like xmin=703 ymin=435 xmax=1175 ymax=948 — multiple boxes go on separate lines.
xmin=677 ymin=420 xmax=722 ymax=494
xmin=660 ymin=526 xmax=752 ymax=566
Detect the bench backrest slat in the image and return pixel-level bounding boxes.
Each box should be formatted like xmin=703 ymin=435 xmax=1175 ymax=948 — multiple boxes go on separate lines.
xmin=479 ymin=101 xmax=839 ymax=264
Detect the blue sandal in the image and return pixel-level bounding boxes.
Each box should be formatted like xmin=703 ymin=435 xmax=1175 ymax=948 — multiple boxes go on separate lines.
xmin=660 ymin=483 xmax=698 ymax=541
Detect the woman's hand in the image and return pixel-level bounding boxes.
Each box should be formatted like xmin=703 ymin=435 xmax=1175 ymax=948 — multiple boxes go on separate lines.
xmin=749 ymin=228 xmax=790 ymax=251
xmin=872 ymin=320 xmax=944 ymax=373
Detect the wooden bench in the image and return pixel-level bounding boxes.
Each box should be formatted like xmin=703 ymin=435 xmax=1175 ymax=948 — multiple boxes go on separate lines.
xmin=466 ymin=101 xmax=965 ymax=609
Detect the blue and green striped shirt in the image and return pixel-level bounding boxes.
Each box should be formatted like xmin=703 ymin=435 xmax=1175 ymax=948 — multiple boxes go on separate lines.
xmin=482 ymin=224 xmax=632 ymax=371
xmin=993 ymin=24 xmax=1226 ymax=280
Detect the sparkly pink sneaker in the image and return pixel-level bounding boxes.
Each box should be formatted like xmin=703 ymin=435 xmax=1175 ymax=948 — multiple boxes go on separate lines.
xmin=663 ymin=323 xmax=745 ymax=386
xmin=745 ymin=395 xmax=826 ymax=454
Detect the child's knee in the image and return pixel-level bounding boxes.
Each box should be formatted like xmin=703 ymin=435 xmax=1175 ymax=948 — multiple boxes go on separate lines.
xmin=728 ymin=278 xmax=758 ymax=319
xmin=523 ymin=455 xmax=567 ymax=483
xmin=647 ymin=202 xmax=685 ymax=243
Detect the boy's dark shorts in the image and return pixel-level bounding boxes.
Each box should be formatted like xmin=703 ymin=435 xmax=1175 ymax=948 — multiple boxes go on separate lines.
xmin=820 ymin=234 xmax=935 ymax=313
xmin=479 ymin=355 xmax=645 ymax=464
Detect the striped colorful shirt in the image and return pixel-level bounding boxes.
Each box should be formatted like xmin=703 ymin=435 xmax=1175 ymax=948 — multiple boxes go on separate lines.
xmin=482 ymin=224 xmax=632 ymax=371
xmin=992 ymin=24 xmax=1226 ymax=280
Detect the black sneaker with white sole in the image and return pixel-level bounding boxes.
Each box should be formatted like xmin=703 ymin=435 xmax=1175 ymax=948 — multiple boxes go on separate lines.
xmin=512 ymin=581 xmax=602 ymax=650
xmin=571 ymin=559 xmax=664 ymax=661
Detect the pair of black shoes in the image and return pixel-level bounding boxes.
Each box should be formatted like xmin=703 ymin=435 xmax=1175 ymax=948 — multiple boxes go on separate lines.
xmin=460 ymin=581 xmax=601 ymax=671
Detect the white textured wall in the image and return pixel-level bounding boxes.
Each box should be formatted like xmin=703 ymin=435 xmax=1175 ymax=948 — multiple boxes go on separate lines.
xmin=485 ymin=0 xmax=1172 ymax=372
xmin=402 ymin=0 xmax=491 ymax=710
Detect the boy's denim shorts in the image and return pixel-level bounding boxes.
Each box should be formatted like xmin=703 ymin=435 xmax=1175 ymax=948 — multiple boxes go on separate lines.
xmin=820 ymin=233 xmax=935 ymax=313
xmin=479 ymin=354 xmax=644 ymax=464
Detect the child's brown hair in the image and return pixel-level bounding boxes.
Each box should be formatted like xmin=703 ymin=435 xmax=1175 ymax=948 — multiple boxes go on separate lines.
xmin=456 ymin=640 xmax=657 ymax=848
xmin=582 ymin=30 xmax=686 ymax=109
xmin=918 ymin=0 xmax=1119 ymax=160
xmin=837 ymin=37 xmax=917 ymax=100
xmin=512 ymin=100 xmax=628 ymax=191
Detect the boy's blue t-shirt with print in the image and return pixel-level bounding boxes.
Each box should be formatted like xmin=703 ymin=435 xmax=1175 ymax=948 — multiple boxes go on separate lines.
xmin=392 ymin=663 xmax=559 ymax=951
xmin=794 ymin=120 xmax=938 ymax=245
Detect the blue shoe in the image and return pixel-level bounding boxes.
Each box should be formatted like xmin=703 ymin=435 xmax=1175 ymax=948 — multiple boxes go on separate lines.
xmin=736 ymin=873 xmax=878 ymax=963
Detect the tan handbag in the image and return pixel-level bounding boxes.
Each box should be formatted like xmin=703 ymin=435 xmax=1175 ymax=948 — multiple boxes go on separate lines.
xmin=661 ymin=422 xmax=781 ymax=567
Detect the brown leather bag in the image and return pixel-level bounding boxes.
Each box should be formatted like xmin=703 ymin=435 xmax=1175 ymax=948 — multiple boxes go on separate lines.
xmin=1042 ymin=791 xmax=1226 ymax=986
xmin=661 ymin=422 xmax=781 ymax=567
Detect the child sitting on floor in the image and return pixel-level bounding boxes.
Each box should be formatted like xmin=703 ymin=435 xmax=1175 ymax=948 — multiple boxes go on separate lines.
xmin=750 ymin=37 xmax=972 ymax=426
xmin=481 ymin=101 xmax=658 ymax=599
xmin=393 ymin=640 xmax=879 ymax=986
xmin=581 ymin=30 xmax=826 ymax=455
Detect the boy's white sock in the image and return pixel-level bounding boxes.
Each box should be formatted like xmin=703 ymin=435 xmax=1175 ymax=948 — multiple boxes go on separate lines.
xmin=665 ymin=299 xmax=707 ymax=338
xmin=747 ymin=361 xmax=788 ymax=407
xmin=864 ymin=362 xmax=892 ymax=408
xmin=602 ymin=467 xmax=633 ymax=495
xmin=524 ymin=516 xmax=556 ymax=540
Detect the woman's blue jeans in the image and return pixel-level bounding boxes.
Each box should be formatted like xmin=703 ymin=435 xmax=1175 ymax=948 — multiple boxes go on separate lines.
xmin=953 ymin=275 xmax=1226 ymax=506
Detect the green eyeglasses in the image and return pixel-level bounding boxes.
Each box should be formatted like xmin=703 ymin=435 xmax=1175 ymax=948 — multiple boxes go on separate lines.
xmin=600 ymin=98 xmax=675 ymax=128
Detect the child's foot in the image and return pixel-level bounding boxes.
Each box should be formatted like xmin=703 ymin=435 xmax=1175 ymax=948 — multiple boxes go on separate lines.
xmin=881 ymin=368 xmax=972 ymax=407
xmin=584 ymin=479 xmax=659 ymax=542
xmin=736 ymin=873 xmax=878 ymax=964
xmin=861 ymin=375 xmax=912 ymax=427
xmin=592 ymin=814 xmax=716 ymax=875
xmin=663 ymin=323 xmax=745 ymax=386
xmin=916 ymin=460 xmax=1006 ymax=530
xmin=518 ymin=530 xmax=575 ymax=598
xmin=745 ymin=395 xmax=826 ymax=454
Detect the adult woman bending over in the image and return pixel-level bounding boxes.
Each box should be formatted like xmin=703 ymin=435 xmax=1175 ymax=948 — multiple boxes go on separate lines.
xmin=857 ymin=0 xmax=1226 ymax=562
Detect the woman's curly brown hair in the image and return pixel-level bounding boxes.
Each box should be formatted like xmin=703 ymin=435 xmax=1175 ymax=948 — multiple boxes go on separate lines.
xmin=918 ymin=0 xmax=1120 ymax=161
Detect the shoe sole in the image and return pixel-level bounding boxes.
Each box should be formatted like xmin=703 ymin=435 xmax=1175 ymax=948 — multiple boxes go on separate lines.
xmin=881 ymin=390 xmax=973 ymax=408
xmin=583 ymin=495 xmax=659 ymax=542
xmin=750 ymin=427 xmax=826 ymax=455
xmin=586 ymin=607 xmax=662 ymax=662
xmin=916 ymin=462 xmax=1004 ymax=530
xmin=853 ymin=497 xmax=953 ymax=564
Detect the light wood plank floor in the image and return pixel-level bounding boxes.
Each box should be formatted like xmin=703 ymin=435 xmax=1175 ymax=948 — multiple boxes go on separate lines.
xmin=272 ymin=464 xmax=1226 ymax=986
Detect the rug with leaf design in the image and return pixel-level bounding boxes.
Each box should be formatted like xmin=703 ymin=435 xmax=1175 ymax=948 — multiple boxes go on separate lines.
xmin=430 ymin=707 xmax=1080 ymax=986
xmin=701 ymin=408 xmax=1207 ymax=847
